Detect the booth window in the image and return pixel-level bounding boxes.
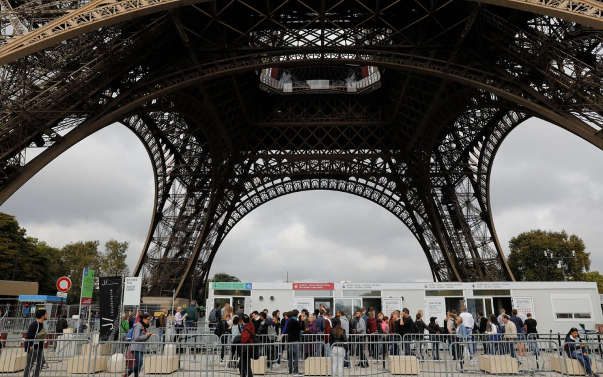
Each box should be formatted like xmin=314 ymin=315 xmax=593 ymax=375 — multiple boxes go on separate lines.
xmin=295 ymin=290 xmax=333 ymax=297
xmin=425 ymin=290 xmax=463 ymax=297
xmin=343 ymin=290 xmax=381 ymax=297
xmin=551 ymin=294 xmax=592 ymax=320
xmin=214 ymin=290 xmax=251 ymax=296
xmin=473 ymin=290 xmax=511 ymax=296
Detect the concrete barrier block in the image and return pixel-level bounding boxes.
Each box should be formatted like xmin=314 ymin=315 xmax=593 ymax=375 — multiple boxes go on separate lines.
xmin=304 ymin=357 xmax=331 ymax=376
xmin=67 ymin=356 xmax=107 ymax=373
xmin=551 ymin=355 xmax=595 ymax=375
xmin=478 ymin=355 xmax=518 ymax=374
xmin=0 ymin=349 xmax=26 ymax=372
xmin=251 ymin=356 xmax=266 ymax=375
xmin=388 ymin=355 xmax=420 ymax=375
xmin=146 ymin=355 xmax=179 ymax=374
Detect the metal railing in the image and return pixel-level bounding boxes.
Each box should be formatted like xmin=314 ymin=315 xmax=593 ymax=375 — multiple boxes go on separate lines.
xmin=1 ymin=332 xmax=602 ymax=376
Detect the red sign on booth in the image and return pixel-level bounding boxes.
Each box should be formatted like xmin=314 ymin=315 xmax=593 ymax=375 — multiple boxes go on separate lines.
xmin=80 ymin=297 xmax=92 ymax=305
xmin=292 ymin=282 xmax=334 ymax=290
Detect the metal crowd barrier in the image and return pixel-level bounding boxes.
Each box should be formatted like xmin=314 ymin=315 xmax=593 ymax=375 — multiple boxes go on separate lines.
xmin=1 ymin=333 xmax=602 ymax=376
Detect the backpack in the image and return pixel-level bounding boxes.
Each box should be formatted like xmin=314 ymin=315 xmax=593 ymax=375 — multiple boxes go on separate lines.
xmin=209 ymin=309 xmax=217 ymax=323
xmin=242 ymin=327 xmax=260 ymax=359
xmin=267 ymin=322 xmax=277 ymax=336
xmin=126 ymin=327 xmax=134 ymax=341
xmin=214 ymin=320 xmax=224 ymax=337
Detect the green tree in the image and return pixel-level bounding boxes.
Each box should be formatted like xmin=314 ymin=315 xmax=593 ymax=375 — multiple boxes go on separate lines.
xmin=100 ymin=240 xmax=129 ymax=276
xmin=0 ymin=213 xmax=57 ymax=293
xmin=584 ymin=271 xmax=603 ymax=293
xmin=33 ymin=240 xmax=67 ymax=294
xmin=211 ymin=273 xmax=240 ymax=282
xmin=61 ymin=241 xmax=101 ymax=303
xmin=508 ymin=230 xmax=590 ymax=281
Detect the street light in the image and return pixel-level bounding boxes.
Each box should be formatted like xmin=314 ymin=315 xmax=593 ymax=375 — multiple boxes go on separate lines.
xmin=543 ymin=249 xmax=577 ymax=281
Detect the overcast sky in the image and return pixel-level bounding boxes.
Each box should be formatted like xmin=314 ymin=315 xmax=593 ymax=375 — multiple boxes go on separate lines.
xmin=2 ymin=117 xmax=602 ymax=283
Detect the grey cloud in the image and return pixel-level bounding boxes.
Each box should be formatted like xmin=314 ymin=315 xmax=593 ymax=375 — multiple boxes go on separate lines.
xmin=1 ymin=117 xmax=602 ymax=283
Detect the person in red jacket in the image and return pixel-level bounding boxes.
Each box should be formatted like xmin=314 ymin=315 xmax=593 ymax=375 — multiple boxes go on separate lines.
xmin=240 ymin=315 xmax=255 ymax=377
xmin=367 ymin=310 xmax=379 ymax=357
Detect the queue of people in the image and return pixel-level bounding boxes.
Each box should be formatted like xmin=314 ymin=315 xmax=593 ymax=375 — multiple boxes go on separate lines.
xmin=17 ymin=303 xmax=600 ymax=377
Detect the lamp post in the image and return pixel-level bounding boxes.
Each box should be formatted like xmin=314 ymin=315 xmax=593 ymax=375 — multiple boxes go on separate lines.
xmin=544 ymin=249 xmax=577 ymax=281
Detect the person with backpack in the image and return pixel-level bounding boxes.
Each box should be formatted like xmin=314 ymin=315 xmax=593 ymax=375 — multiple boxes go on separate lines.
xmin=285 ymin=310 xmax=301 ymax=375
xmin=120 ymin=313 xmax=130 ymax=341
xmin=329 ymin=318 xmax=347 ymax=377
xmin=415 ymin=310 xmax=427 ymax=359
xmin=23 ymin=309 xmax=47 ymax=377
xmin=215 ymin=313 xmax=231 ymax=361
xmin=427 ymin=317 xmax=441 ymax=360
xmin=209 ymin=303 xmax=221 ymax=329
xmin=124 ymin=313 xmax=152 ymax=377
xmin=355 ymin=310 xmax=368 ymax=367
xmin=240 ymin=315 xmax=255 ymax=377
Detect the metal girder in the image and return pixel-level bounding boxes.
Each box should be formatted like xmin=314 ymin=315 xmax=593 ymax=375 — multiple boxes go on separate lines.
xmin=0 ymin=0 xmax=208 ymax=64
xmin=472 ymin=0 xmax=603 ymax=28
xmin=0 ymin=0 xmax=601 ymax=66
xmin=0 ymin=1 xmax=601 ymax=297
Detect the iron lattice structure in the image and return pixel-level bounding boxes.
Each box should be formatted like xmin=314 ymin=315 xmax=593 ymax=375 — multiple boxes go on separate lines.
xmin=0 ymin=0 xmax=602 ymax=298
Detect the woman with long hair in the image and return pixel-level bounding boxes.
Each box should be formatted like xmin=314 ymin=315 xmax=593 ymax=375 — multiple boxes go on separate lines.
xmin=329 ymin=318 xmax=347 ymax=377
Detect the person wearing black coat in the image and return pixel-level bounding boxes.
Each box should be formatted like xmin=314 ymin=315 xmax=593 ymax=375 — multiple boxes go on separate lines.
xmin=56 ymin=315 xmax=69 ymax=334
xmin=398 ymin=308 xmax=415 ymax=355
xmin=23 ymin=309 xmax=47 ymax=377
xmin=427 ymin=317 xmax=441 ymax=360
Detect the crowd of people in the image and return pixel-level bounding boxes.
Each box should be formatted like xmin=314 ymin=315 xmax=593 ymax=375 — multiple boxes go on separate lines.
xmin=17 ymin=304 xmax=600 ymax=377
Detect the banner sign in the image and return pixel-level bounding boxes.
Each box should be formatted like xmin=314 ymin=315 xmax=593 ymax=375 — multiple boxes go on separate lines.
xmin=99 ymin=276 xmax=123 ymax=341
xmin=383 ymin=298 xmax=403 ymax=316
xmin=294 ymin=298 xmax=314 ymax=312
xmin=292 ymin=282 xmax=334 ymax=290
xmin=80 ymin=269 xmax=95 ymax=299
xmin=511 ymin=297 xmax=535 ymax=319
xmin=212 ymin=282 xmax=252 ymax=290
xmin=77 ymin=268 xmax=95 ymax=331
xmin=423 ymin=297 xmax=446 ymax=324
xmin=123 ymin=277 xmax=142 ymax=306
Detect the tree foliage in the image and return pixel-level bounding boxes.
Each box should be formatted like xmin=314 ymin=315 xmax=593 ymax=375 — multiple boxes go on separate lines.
xmin=211 ymin=273 xmax=240 ymax=282
xmin=508 ymin=230 xmax=590 ymax=281
xmin=0 ymin=213 xmax=53 ymax=291
xmin=0 ymin=212 xmax=131 ymax=303
xmin=61 ymin=241 xmax=101 ymax=303
xmin=100 ymin=240 xmax=129 ymax=277
xmin=584 ymin=271 xmax=603 ymax=293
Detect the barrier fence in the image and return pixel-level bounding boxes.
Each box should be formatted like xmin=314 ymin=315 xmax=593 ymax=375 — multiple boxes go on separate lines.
xmin=1 ymin=333 xmax=602 ymax=376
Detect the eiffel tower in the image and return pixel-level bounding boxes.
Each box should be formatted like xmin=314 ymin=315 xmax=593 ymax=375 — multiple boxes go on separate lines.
xmin=0 ymin=0 xmax=601 ymax=299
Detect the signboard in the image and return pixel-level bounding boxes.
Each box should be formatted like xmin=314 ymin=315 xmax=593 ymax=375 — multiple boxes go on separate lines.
xmin=80 ymin=297 xmax=92 ymax=305
xmin=292 ymin=282 xmax=334 ymax=290
xmin=18 ymin=295 xmax=65 ymax=303
xmin=341 ymin=283 xmax=383 ymax=290
xmin=212 ymin=282 xmax=252 ymax=290
xmin=80 ymin=269 xmax=95 ymax=299
xmin=56 ymin=276 xmax=72 ymax=292
xmin=382 ymin=298 xmax=403 ymax=316
xmin=123 ymin=277 xmax=142 ymax=306
xmin=512 ymin=297 xmax=535 ymax=320
xmin=99 ymin=276 xmax=123 ymax=341
xmin=424 ymin=297 xmax=446 ymax=324
xmin=294 ymin=298 xmax=314 ymax=312
xmin=56 ymin=292 xmax=68 ymax=298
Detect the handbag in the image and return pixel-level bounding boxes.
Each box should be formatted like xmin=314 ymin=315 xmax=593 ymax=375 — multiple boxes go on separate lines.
xmin=125 ymin=346 xmax=135 ymax=369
